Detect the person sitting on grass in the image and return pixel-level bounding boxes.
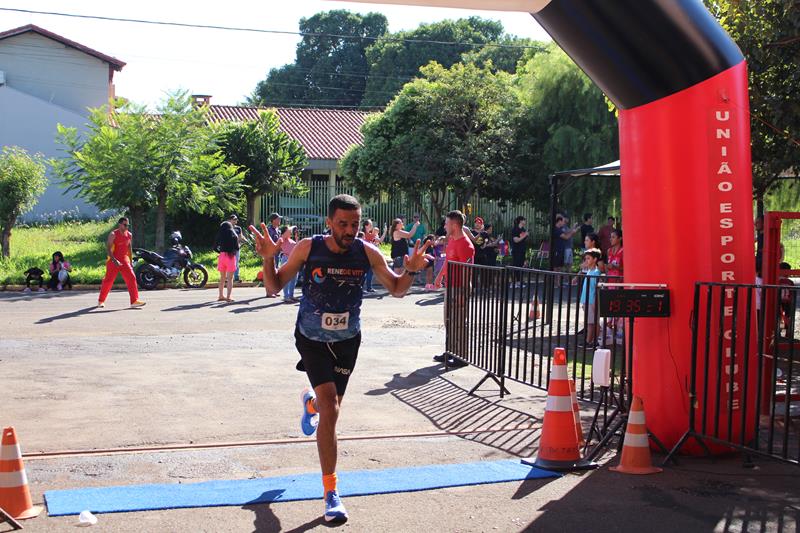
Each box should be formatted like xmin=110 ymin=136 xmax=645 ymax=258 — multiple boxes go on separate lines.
xmin=47 ymin=251 xmax=72 ymax=291
xmin=23 ymin=267 xmax=45 ymax=292
xmin=579 ymin=248 xmax=602 ymax=348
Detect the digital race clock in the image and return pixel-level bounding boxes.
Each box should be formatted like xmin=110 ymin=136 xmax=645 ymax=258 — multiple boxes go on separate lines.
xmin=598 ymin=288 xmax=671 ymax=318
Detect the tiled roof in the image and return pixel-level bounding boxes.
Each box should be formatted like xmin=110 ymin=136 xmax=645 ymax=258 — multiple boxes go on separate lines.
xmin=0 ymin=24 xmax=126 ymax=70
xmin=207 ymin=105 xmax=372 ymax=161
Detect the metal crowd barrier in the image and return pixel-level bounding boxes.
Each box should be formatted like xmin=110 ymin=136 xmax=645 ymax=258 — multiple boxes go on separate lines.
xmin=444 ymin=262 xmax=625 ymax=403
xmin=667 ymin=282 xmax=800 ymax=465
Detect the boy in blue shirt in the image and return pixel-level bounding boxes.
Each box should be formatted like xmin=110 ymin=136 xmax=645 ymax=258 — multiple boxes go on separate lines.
xmin=579 ymin=248 xmax=602 ymax=348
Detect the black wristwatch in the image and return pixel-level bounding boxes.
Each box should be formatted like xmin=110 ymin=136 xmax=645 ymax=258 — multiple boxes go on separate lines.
xmin=404 ymin=269 xmax=420 ymax=277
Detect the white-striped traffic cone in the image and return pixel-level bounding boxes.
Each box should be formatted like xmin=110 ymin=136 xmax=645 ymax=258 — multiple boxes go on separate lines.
xmin=610 ymin=397 xmax=662 ymax=475
xmin=0 ymin=427 xmax=42 ymax=519
xmin=524 ymin=348 xmax=596 ymax=471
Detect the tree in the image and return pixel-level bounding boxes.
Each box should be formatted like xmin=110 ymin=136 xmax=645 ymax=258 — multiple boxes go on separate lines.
xmin=511 ymin=44 xmax=619 ymax=214
xmin=249 ymin=64 xmax=307 ymax=107
xmin=704 ymin=0 xmax=800 ymax=213
xmin=0 ymin=147 xmax=47 ymax=258
xmin=342 ymin=62 xmax=518 ymax=224
xmin=461 ymin=37 xmax=546 ymax=74
xmin=53 ymin=91 xmax=244 ymax=248
xmin=54 ymin=104 xmax=153 ymax=245
xmin=248 ymin=10 xmax=388 ymax=107
xmin=215 ymin=110 xmax=308 ymax=225
xmin=361 ymin=17 xmax=505 ymax=107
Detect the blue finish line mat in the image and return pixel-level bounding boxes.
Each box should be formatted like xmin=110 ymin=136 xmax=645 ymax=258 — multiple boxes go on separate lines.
xmin=45 ymin=459 xmax=558 ymax=516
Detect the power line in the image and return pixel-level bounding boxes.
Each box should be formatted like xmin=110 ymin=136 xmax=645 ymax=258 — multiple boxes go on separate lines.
xmin=257 ymin=80 xmax=400 ymax=96
xmin=1 ymin=7 xmax=533 ymax=107
xmin=0 ymin=40 xmax=420 ymax=83
xmin=0 ymin=7 xmax=542 ymax=50
xmin=282 ymin=65 xmax=421 ymax=82
xmin=256 ymin=102 xmax=384 ymax=109
xmin=1 ymin=40 xmax=400 ymax=103
xmin=255 ymin=96 xmax=385 ymax=106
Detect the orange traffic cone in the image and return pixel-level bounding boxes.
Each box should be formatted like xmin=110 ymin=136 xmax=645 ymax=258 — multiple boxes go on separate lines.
xmin=0 ymin=427 xmax=42 ymax=520
xmin=528 ymin=297 xmax=541 ymax=321
xmin=569 ymin=379 xmax=585 ymax=446
xmin=524 ymin=348 xmax=597 ymax=471
xmin=610 ymin=397 xmax=662 ymax=475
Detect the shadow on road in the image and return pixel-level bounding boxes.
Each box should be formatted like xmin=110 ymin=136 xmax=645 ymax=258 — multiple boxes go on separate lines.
xmin=229 ymin=301 xmax=286 ymax=314
xmin=369 ymin=366 xmax=541 ymax=458
xmin=244 ymin=489 xmax=339 ymax=532
xmin=243 ymin=489 xmax=284 ymax=532
xmin=365 ymin=364 xmax=443 ymax=396
xmin=161 ymin=301 xmax=219 ymax=312
xmin=525 ymin=459 xmax=800 ymax=532
xmin=281 ymin=516 xmax=332 ymax=532
xmin=415 ymin=294 xmax=444 ymax=306
xmin=1 ymin=290 xmax=87 ymax=303
xmin=35 ymin=306 xmax=123 ymax=324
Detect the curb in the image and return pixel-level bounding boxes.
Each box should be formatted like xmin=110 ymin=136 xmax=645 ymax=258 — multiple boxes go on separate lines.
xmin=0 ymin=282 xmax=261 ymax=292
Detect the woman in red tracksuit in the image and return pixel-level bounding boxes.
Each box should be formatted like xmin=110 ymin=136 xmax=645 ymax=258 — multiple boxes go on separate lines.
xmin=98 ymin=217 xmax=145 ymax=308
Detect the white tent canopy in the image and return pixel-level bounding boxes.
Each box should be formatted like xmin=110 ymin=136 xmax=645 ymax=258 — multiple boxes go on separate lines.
xmin=553 ymin=160 xmax=620 ymax=178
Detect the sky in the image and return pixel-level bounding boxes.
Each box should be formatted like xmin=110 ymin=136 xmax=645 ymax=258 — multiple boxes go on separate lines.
xmin=0 ymin=1 xmax=550 ymax=108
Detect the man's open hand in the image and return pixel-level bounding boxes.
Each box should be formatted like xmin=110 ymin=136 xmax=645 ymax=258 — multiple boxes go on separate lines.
xmin=249 ymin=222 xmax=282 ymax=259
xmin=403 ymin=240 xmax=434 ymax=273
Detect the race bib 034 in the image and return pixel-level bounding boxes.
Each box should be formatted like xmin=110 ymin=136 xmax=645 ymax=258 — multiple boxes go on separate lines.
xmin=321 ymin=312 xmax=349 ymax=331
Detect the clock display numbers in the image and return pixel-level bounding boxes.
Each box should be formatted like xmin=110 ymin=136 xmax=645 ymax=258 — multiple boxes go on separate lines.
xmin=599 ymin=289 xmax=670 ymax=317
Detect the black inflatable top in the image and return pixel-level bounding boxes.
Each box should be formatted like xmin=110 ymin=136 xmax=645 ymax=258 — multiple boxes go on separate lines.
xmin=533 ymin=0 xmax=744 ymax=109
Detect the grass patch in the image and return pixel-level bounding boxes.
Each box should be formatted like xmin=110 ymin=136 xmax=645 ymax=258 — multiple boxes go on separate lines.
xmin=0 ymin=221 xmax=396 ymax=286
xmin=0 ymin=220 xmax=262 ymax=285
xmin=1 ymin=221 xmax=113 ymax=284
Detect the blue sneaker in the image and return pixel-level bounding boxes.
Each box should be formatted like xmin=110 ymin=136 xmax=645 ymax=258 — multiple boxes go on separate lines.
xmin=300 ymin=388 xmax=318 ymax=436
xmin=324 ymin=490 xmax=348 ymax=523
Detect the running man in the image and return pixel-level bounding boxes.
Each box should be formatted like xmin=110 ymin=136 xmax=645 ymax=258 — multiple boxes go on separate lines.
xmin=98 ymin=217 xmax=145 ymax=308
xmin=249 ymin=194 xmax=431 ymax=524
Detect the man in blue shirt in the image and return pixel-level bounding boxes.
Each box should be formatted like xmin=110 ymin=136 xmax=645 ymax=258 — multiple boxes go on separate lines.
xmin=251 ymin=194 xmax=432 ymax=524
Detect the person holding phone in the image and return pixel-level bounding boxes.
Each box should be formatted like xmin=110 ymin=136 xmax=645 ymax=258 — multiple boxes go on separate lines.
xmin=511 ymin=216 xmax=529 ymax=269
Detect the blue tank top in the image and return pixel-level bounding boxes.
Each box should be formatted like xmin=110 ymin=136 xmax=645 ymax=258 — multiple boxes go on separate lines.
xmin=297 ymin=235 xmax=370 ymax=342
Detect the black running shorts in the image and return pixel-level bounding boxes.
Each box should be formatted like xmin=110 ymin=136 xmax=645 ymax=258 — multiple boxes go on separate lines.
xmin=294 ymin=328 xmax=361 ymax=396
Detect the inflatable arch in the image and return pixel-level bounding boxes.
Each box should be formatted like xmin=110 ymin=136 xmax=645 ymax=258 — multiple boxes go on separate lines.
xmin=338 ymin=0 xmax=756 ymax=449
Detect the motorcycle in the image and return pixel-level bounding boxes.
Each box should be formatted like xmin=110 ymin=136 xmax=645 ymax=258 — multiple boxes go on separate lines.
xmin=133 ymin=231 xmax=208 ymax=290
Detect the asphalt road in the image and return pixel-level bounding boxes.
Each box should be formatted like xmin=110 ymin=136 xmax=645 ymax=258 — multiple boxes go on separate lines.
xmin=1 ymin=287 xmax=797 ymax=532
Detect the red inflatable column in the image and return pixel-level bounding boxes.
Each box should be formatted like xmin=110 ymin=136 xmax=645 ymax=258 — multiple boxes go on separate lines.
xmin=619 ymin=61 xmax=756 ymax=447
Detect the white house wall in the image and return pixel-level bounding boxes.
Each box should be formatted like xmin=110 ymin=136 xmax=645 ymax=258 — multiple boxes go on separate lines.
xmin=0 ymin=32 xmax=111 ymax=115
xmin=0 ymin=85 xmax=98 ymax=219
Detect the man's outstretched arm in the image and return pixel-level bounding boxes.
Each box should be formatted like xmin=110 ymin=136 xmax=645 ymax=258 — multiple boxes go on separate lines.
xmin=250 ymin=222 xmax=310 ymax=294
xmin=368 ymin=240 xmax=432 ymax=298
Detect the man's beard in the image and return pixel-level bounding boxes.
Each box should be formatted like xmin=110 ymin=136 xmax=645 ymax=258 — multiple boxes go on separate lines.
xmin=333 ymin=233 xmax=354 ymax=250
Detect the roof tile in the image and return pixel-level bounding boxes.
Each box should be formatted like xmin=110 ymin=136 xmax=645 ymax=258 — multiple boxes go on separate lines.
xmin=208 ymin=105 xmax=371 ymax=160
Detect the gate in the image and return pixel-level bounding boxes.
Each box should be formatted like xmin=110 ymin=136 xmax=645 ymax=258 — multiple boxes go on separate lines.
xmin=667 ymin=282 xmax=800 ymax=465
xmin=444 ymin=262 xmax=626 ymax=404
